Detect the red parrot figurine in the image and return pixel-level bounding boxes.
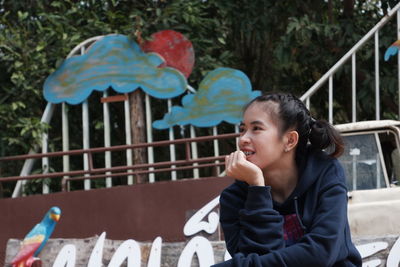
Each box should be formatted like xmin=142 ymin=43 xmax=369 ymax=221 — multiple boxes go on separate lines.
xmin=11 ymin=207 xmax=61 ymax=267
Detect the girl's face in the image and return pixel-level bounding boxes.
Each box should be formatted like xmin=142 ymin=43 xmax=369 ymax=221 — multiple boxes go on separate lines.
xmin=239 ymin=102 xmax=287 ymax=172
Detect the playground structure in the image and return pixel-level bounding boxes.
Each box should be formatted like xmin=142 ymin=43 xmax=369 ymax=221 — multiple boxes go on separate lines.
xmin=3 ymin=2 xmax=400 ymax=266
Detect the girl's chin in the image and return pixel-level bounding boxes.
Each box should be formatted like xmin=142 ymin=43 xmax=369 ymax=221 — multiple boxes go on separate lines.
xmin=246 ymin=157 xmax=257 ymax=164
xmin=247 ymin=158 xmax=263 ymax=169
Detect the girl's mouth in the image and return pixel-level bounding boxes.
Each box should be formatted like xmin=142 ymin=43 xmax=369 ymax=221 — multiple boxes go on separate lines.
xmin=243 ymin=151 xmax=255 ymax=156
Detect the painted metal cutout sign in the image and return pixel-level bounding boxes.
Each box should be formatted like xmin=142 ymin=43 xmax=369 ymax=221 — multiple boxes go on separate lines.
xmin=43 ymin=32 xmax=261 ymax=129
xmin=43 ymin=34 xmax=187 ymax=104
xmin=141 ymin=30 xmax=195 ymax=78
xmin=153 ymin=67 xmax=261 ymax=129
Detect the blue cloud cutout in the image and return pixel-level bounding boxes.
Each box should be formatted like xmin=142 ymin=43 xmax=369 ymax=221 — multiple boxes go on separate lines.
xmin=43 ymin=34 xmax=187 ymax=104
xmin=153 ymin=67 xmax=261 ymax=129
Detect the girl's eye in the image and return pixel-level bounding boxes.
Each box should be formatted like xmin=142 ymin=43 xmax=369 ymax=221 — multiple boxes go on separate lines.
xmin=253 ymin=126 xmax=262 ymax=131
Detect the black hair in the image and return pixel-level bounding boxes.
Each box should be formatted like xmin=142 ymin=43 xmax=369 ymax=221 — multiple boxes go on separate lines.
xmin=244 ymin=93 xmax=344 ymax=162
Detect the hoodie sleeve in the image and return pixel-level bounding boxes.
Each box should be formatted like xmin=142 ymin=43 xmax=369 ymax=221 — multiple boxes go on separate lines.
xmin=219 ymin=181 xmax=285 ymax=256
xmin=216 ymin=164 xmax=354 ymax=267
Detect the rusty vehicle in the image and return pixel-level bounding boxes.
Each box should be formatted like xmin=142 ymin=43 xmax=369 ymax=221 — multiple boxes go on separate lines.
xmin=335 ymin=120 xmax=400 ymax=237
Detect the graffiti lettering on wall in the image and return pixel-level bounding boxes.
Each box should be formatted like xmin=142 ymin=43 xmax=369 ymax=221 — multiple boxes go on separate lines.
xmin=48 ymin=196 xmax=400 ymax=266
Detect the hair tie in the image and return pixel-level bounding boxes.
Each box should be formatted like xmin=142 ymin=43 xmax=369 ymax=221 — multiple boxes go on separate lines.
xmin=310 ymin=117 xmax=316 ymax=127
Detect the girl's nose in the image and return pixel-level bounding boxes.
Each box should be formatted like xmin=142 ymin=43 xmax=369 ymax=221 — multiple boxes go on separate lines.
xmin=239 ymin=132 xmax=251 ymax=145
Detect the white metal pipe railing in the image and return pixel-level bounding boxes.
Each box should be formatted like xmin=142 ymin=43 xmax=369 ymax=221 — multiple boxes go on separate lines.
xmin=12 ymin=103 xmax=55 ymax=197
xmin=329 ymin=76 xmax=333 ymax=124
xmin=234 ymin=125 xmax=240 ymax=149
xmin=397 ymin=9 xmax=400 ymax=119
xmin=168 ymin=99 xmax=177 ymax=181
xmin=145 ymin=94 xmax=155 ymax=183
xmin=301 ymin=2 xmax=400 ymax=104
xmin=190 ymin=125 xmax=200 ymax=179
xmin=13 ymin=33 xmax=237 ymax=197
xmin=67 ymin=36 xmax=103 ymax=58
xmin=124 ymin=96 xmax=134 ymax=184
xmin=103 ymin=91 xmax=112 ymax=187
xmin=62 ymin=103 xmax=70 ymax=191
xmin=352 ymin=53 xmax=356 ymax=122
xmin=375 ymin=31 xmax=380 ymax=121
xmin=42 ymin=130 xmax=49 ymax=194
xmin=213 ymin=126 xmax=221 ymax=175
xmin=82 ymin=100 xmax=91 ymax=190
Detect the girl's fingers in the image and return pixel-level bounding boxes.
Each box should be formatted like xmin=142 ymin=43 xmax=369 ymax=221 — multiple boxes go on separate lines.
xmin=225 ymin=151 xmax=248 ymax=178
xmin=228 ymin=152 xmax=234 ymax=167
xmin=237 ymin=150 xmax=245 ymax=162
xmin=225 ymin=155 xmax=229 ymax=170
xmin=225 ymin=152 xmax=234 ymax=173
xmin=234 ymin=151 xmax=240 ymax=166
xmin=231 ymin=151 xmax=238 ymax=167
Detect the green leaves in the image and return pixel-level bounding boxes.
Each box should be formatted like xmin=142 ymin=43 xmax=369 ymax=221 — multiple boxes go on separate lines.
xmin=17 ymin=11 xmax=28 ymax=21
xmin=0 ymin=0 xmax=399 ymax=194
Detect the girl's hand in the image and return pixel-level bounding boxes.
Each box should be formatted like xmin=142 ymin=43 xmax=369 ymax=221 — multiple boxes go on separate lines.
xmin=225 ymin=151 xmax=265 ymax=186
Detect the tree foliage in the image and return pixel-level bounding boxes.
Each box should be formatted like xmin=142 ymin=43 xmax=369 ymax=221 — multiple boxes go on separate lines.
xmin=1 ymin=0 xmax=399 ymax=195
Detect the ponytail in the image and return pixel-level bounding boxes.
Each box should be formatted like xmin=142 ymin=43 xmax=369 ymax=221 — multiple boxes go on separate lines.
xmin=245 ymin=93 xmax=344 ymax=160
xmin=309 ymin=119 xmax=344 ymax=158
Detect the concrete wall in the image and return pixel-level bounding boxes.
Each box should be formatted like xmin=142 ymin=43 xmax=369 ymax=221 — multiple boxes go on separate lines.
xmin=5 ymin=236 xmax=400 ymax=266
xmin=1 ymin=176 xmax=233 ymax=265
xmin=4 ymin=177 xmax=400 ymax=266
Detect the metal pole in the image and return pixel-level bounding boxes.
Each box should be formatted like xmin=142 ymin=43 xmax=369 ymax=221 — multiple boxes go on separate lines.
xmin=300 ymin=1 xmax=400 ymax=101
xmin=12 ymin=103 xmax=55 ymax=197
xmin=168 ymin=99 xmax=177 ymax=180
xmin=375 ymin=31 xmax=380 ymax=120
xmin=124 ymin=96 xmax=133 ymax=184
xmin=190 ymin=126 xmax=199 ymax=179
xmin=213 ymin=127 xmax=221 ymax=175
xmin=62 ymin=103 xmax=70 ymax=191
xmin=103 ymin=91 xmax=112 ymax=187
xmin=82 ymin=100 xmax=91 ymax=190
xmin=329 ymin=76 xmax=333 ymax=124
xmin=42 ymin=130 xmax=49 ymax=194
xmin=352 ymin=53 xmax=357 ymax=122
xmin=397 ymin=9 xmax=400 ymax=119
xmin=145 ymin=94 xmax=155 ymax=182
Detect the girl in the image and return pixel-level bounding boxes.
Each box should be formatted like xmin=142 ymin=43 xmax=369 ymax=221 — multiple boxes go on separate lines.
xmin=214 ymin=93 xmax=362 ymax=266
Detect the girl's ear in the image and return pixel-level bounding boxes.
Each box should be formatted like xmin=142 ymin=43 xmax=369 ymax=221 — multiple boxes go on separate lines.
xmin=284 ymin=130 xmax=299 ymax=152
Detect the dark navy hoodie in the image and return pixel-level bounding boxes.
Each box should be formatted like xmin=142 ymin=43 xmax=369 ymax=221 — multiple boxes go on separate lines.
xmin=213 ymin=149 xmax=362 ymax=267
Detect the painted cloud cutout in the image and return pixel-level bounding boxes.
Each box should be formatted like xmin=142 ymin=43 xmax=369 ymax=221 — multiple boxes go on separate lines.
xmin=43 ymin=34 xmax=187 ymax=104
xmin=153 ymin=67 xmax=261 ymax=129
xmin=384 ymin=40 xmax=400 ymax=61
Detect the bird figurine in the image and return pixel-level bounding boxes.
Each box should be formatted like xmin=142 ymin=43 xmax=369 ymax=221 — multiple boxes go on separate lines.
xmin=11 ymin=206 xmax=61 ymax=267
xmin=384 ymin=40 xmax=400 ymax=61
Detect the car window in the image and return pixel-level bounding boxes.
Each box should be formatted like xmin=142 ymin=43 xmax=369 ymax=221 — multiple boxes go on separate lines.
xmin=339 ymin=133 xmax=387 ymax=191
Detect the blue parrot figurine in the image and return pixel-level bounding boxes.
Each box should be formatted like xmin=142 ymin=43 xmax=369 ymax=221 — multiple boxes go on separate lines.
xmin=11 ymin=206 xmax=61 ymax=267
xmin=384 ymin=40 xmax=400 ymax=61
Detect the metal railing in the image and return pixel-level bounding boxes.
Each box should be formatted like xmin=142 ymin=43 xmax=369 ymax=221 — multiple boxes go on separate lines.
xmin=10 ymin=35 xmax=239 ymax=198
xmin=300 ymin=2 xmax=400 ymax=124
xmin=8 ymin=3 xmax=400 ymax=198
xmin=1 ymin=133 xmax=238 ymax=193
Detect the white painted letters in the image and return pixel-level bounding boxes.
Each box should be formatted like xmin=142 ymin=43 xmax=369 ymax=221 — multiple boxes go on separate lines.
xmin=147 ymin=237 xmax=162 ymax=267
xmin=49 ymin=196 xmax=400 ymax=266
xmin=177 ymin=236 xmax=214 ymax=267
xmin=183 ymin=196 xmax=220 ymax=236
xmin=107 ymin=239 xmax=141 ymax=267
xmin=52 ymin=244 xmax=76 ymax=267
xmin=87 ymin=232 xmax=106 ymax=267
xmin=387 ymin=236 xmax=400 ymax=267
